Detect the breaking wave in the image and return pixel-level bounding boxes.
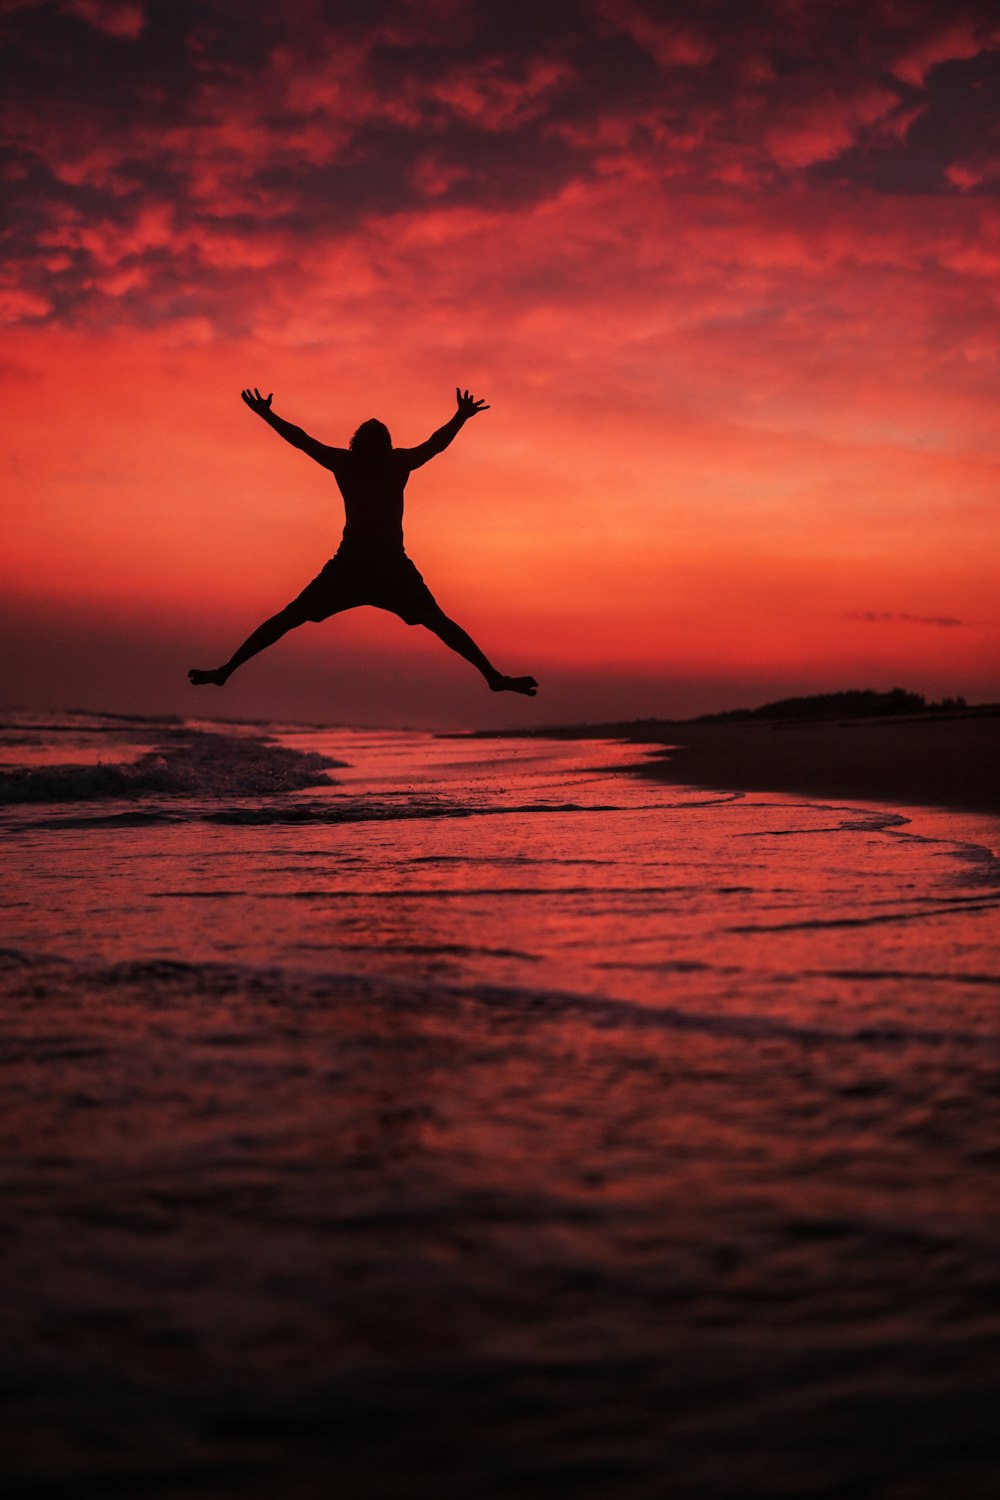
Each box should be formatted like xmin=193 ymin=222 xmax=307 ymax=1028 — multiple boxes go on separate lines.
xmin=0 ymin=729 xmax=343 ymax=804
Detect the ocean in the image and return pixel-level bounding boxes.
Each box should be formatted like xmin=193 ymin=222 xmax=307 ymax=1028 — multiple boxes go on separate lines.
xmin=2 ymin=711 xmax=998 ymax=1498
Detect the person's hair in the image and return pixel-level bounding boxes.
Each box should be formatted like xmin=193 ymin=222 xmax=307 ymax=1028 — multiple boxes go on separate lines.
xmin=350 ymin=418 xmax=392 ymax=455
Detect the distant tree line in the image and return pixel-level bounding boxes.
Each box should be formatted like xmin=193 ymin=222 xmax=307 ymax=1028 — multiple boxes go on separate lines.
xmin=698 ymin=688 xmax=968 ymax=723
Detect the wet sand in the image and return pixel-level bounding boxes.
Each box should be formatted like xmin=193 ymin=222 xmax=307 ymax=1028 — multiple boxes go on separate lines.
xmin=506 ymin=709 xmax=1000 ymax=817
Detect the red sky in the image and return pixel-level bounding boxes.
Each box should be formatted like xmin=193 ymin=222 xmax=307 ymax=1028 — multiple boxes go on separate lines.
xmin=2 ymin=0 xmax=998 ymax=727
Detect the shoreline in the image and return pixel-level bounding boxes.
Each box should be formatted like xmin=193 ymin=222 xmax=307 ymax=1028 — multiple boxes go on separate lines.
xmin=477 ymin=708 xmax=1000 ymax=818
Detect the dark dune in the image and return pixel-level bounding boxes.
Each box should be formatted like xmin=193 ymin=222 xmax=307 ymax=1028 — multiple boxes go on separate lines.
xmin=493 ymin=708 xmax=1000 ymax=817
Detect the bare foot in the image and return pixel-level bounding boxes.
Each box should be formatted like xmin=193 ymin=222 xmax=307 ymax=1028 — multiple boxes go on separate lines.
xmin=489 ymin=674 xmax=538 ymax=696
xmin=188 ymin=667 xmax=229 ymax=686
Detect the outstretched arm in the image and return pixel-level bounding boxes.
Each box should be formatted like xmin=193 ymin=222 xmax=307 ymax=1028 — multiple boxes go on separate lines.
xmin=241 ymin=388 xmax=345 ymax=470
xmin=400 ymin=388 xmax=490 ymax=471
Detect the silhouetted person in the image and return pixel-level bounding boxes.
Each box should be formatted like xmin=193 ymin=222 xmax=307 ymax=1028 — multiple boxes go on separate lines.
xmin=189 ymin=388 xmax=538 ymax=698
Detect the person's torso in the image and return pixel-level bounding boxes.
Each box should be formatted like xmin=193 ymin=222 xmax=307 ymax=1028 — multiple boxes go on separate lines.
xmin=334 ymin=451 xmax=409 ymax=552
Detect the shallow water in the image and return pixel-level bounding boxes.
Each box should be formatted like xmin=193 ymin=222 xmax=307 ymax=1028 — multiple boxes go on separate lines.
xmin=2 ymin=712 xmax=998 ymax=1497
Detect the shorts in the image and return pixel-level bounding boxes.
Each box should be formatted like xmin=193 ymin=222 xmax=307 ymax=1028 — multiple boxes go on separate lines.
xmin=289 ymin=547 xmax=438 ymax=626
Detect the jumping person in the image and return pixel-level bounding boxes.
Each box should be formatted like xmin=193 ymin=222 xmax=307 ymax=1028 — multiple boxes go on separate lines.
xmin=188 ymin=388 xmax=538 ymax=697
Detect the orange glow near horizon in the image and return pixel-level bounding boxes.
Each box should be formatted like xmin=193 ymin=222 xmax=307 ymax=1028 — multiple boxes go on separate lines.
xmin=2 ymin=3 xmax=999 ymax=726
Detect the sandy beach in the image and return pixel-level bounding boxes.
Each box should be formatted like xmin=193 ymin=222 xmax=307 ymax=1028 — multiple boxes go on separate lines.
xmin=503 ymin=708 xmax=1000 ymax=817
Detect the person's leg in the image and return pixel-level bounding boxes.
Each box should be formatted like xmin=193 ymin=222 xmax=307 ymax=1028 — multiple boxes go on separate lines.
xmin=188 ymin=603 xmax=311 ymax=686
xmin=419 ymin=603 xmax=538 ymax=696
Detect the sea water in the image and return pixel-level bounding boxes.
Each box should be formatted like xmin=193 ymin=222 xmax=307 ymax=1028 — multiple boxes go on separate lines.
xmin=2 ymin=712 xmax=998 ymax=1498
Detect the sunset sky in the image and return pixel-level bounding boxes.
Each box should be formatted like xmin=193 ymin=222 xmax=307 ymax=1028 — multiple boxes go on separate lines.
xmin=2 ymin=0 xmax=998 ymax=727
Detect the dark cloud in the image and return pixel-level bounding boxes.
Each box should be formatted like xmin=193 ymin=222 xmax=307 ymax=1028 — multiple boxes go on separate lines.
xmin=844 ymin=611 xmax=967 ymax=627
xmin=814 ymin=48 xmax=1000 ymax=193
xmin=1 ymin=0 xmax=998 ymax=329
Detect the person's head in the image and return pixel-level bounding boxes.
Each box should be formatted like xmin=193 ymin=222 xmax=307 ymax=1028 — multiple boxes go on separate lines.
xmin=350 ymin=418 xmax=392 ymax=457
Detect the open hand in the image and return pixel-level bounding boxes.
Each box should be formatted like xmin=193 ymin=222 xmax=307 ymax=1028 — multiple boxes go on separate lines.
xmin=456 ymin=387 xmax=489 ymax=418
xmin=241 ymin=387 xmax=273 ymax=416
